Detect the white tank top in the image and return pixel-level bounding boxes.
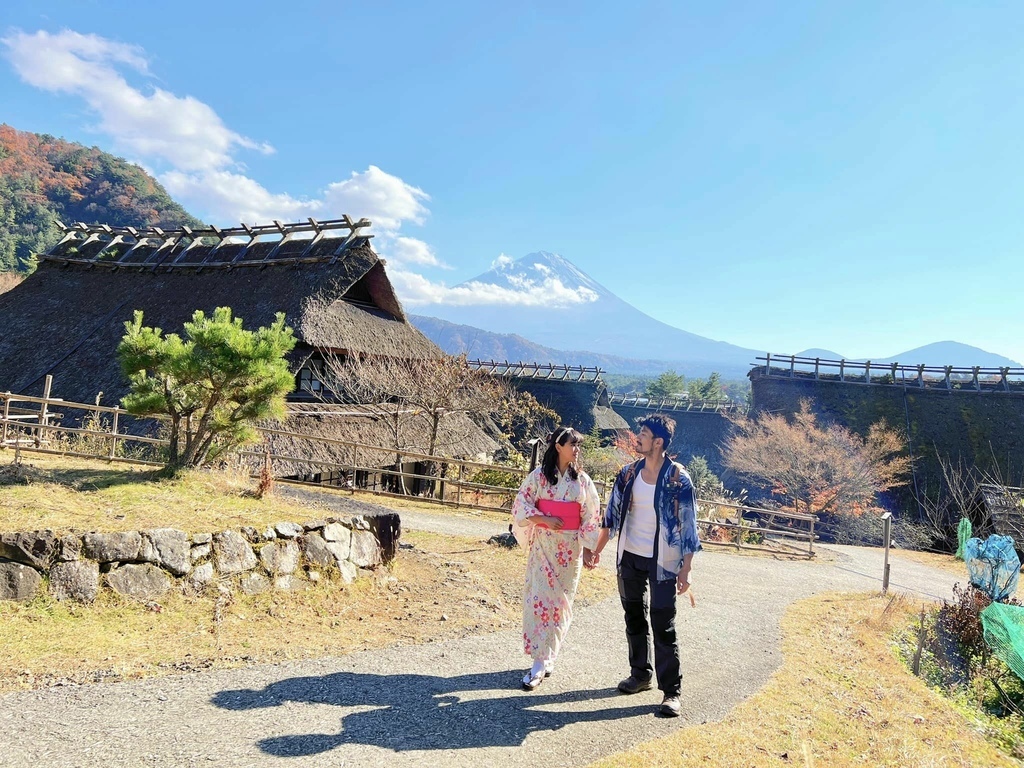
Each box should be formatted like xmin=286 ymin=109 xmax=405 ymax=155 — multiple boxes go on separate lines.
xmin=622 ymin=474 xmax=657 ymax=557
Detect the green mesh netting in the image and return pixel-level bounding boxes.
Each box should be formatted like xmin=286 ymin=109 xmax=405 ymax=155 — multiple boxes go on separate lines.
xmin=956 ymin=517 xmax=972 ymax=560
xmin=982 ymin=602 xmax=1024 ymax=681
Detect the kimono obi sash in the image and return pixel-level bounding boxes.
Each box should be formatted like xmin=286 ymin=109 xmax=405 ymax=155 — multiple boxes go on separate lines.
xmin=536 ymin=499 xmax=582 ymax=531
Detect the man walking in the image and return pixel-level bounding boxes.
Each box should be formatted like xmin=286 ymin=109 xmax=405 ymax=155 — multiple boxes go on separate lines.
xmin=584 ymin=414 xmax=701 ymax=717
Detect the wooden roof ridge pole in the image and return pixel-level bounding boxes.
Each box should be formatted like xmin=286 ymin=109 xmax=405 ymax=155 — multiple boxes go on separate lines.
xmin=205 ymin=225 xmax=229 ymax=258
xmin=298 ymin=218 xmax=326 ymax=259
xmin=94 ymin=232 xmax=126 ymax=262
xmin=262 ymin=220 xmax=296 ymax=262
xmin=48 ymin=221 xmax=82 ymax=253
xmin=168 ymin=226 xmax=206 ymax=267
xmin=230 ymin=223 xmax=258 ymax=265
xmin=144 ymin=231 xmax=180 ymax=269
xmin=330 ymin=215 xmax=371 ymax=264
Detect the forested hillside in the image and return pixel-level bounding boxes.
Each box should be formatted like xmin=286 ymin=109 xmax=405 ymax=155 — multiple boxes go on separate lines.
xmin=0 ymin=124 xmax=202 ymax=272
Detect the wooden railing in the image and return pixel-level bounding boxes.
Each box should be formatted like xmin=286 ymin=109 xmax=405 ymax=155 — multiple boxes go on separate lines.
xmin=0 ymin=386 xmax=815 ymax=557
xmin=755 ymin=353 xmax=1024 ymax=392
xmin=697 ymin=498 xmax=816 ymax=558
xmin=609 ymin=393 xmax=745 ymax=413
xmin=468 ymin=360 xmax=603 ymax=382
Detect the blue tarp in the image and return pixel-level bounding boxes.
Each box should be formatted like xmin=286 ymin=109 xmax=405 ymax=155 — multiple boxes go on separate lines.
xmin=965 ymin=534 xmax=1020 ymax=601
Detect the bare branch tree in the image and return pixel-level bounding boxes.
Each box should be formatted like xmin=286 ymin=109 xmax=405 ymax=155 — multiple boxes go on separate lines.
xmin=916 ymin=453 xmax=982 ymax=549
xmin=723 ymin=399 xmax=912 ymax=518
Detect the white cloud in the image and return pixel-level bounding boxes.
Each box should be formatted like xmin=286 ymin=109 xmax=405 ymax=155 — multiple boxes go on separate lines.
xmin=491 ymin=253 xmax=515 ymax=270
xmin=2 ymin=28 xmax=592 ymax=310
xmin=322 ymin=168 xmax=429 ymax=231
xmin=385 ymin=236 xmax=449 ymax=269
xmin=3 ymin=29 xmax=269 ymax=172
xmin=389 ymin=269 xmax=599 ymax=308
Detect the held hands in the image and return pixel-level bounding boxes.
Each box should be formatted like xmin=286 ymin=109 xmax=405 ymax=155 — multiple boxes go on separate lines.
xmin=582 ymin=548 xmax=600 ymax=570
xmin=534 ymin=515 xmax=564 ymax=531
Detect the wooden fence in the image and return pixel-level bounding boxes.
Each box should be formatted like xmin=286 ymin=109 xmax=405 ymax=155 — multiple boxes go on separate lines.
xmin=757 ymin=353 xmax=1024 ymax=393
xmin=608 ymin=393 xmax=745 ymax=413
xmin=0 ymin=385 xmax=816 ymax=557
xmin=467 ymin=360 xmax=604 ymax=382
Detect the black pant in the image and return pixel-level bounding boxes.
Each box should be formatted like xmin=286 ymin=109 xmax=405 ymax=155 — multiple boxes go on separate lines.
xmin=618 ymin=549 xmax=681 ymax=696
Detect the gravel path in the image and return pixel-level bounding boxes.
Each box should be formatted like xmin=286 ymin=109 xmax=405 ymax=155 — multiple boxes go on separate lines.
xmin=0 ymin=493 xmax=963 ymax=768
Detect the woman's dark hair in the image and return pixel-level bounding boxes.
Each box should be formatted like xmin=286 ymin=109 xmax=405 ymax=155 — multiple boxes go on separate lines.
xmin=541 ymin=425 xmax=582 ymax=486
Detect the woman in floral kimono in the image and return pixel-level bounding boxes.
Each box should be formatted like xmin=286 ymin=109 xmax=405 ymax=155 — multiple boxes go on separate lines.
xmin=511 ymin=426 xmax=602 ymax=690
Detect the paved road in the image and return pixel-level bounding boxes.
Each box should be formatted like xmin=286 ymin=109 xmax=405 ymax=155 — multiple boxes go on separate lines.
xmin=0 ymin=497 xmax=963 ymax=768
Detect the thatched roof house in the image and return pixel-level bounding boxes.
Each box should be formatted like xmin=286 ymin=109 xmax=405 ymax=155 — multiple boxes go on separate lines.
xmin=0 ymin=218 xmax=498 ymax=470
xmin=978 ymin=484 xmax=1024 ymax=543
xmin=468 ymin=360 xmax=630 ymax=439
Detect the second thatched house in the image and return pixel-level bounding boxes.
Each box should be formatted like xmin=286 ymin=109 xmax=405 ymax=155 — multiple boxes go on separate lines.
xmin=468 ymin=360 xmax=630 ymax=439
xmin=0 ymin=217 xmax=499 ymax=485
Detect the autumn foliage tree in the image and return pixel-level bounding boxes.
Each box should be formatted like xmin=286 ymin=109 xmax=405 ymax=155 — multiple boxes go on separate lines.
xmin=0 ymin=125 xmax=201 ymax=273
xmin=723 ymin=399 xmax=911 ymax=518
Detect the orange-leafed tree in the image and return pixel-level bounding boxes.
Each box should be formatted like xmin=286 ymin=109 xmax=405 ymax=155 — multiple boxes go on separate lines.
xmin=723 ymin=399 xmax=911 ymax=518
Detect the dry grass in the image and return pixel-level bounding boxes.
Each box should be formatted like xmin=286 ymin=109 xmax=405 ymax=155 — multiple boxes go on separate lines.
xmin=0 ymin=271 xmax=23 ymax=295
xmin=592 ymin=592 xmax=1015 ymax=768
xmin=0 ymin=453 xmax=357 ymax=532
xmin=891 ymin=548 xmax=966 ymax=576
xmin=0 ymin=528 xmax=617 ymax=692
xmin=0 ymin=451 xmax=515 ymax=533
xmin=0 ymin=452 xmax=616 ymax=692
xmin=333 ymin=484 xmax=512 ymax=526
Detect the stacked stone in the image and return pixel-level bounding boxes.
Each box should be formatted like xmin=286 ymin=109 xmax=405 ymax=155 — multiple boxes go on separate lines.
xmin=0 ymin=516 xmax=389 ymax=604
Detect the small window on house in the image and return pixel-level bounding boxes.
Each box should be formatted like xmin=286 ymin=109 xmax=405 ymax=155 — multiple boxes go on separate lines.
xmin=297 ymin=364 xmax=323 ymax=393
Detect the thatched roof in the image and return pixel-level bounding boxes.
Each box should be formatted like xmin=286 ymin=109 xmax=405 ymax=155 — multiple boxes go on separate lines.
xmin=979 ymin=484 xmax=1024 ymax=540
xmin=476 ymin=365 xmax=629 ymax=437
xmin=259 ymin=403 xmax=501 ymax=474
xmin=0 ymin=221 xmax=438 ymax=405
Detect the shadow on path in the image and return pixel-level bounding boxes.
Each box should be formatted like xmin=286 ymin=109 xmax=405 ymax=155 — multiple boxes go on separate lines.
xmin=213 ymin=669 xmax=652 ymax=757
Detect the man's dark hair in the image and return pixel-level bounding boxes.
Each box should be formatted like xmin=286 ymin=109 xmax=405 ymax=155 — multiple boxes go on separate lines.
xmin=637 ymin=414 xmax=675 ymax=452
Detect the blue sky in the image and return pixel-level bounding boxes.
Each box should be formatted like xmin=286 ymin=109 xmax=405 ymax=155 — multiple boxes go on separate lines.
xmin=3 ymin=1 xmax=1024 ymax=363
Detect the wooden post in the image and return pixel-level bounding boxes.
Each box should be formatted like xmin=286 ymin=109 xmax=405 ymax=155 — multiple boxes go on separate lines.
xmin=808 ymin=515 xmax=815 ymax=557
xmin=881 ymin=512 xmax=892 ymax=594
xmin=455 ymin=461 xmax=464 ymax=508
xmin=529 ymin=439 xmax=542 ymax=471
xmin=1 ymin=393 xmax=9 ymax=446
xmin=944 ymin=366 xmax=952 ymax=390
xmin=973 ymin=367 xmax=980 ymax=391
xmin=864 ymin=360 xmax=871 ymax=384
xmin=36 ymin=375 xmax=52 ymax=448
xmin=814 ymin=358 xmax=820 ymax=380
xmin=350 ymin=443 xmax=357 ymax=495
xmin=1002 ymin=367 xmax=1010 ymax=392
xmin=839 ymin=360 xmax=845 ymax=382
xmin=765 ymin=353 xmax=771 ymax=374
xmin=917 ymin=365 xmax=925 ymax=387
xmin=109 ymin=410 xmax=120 ymax=460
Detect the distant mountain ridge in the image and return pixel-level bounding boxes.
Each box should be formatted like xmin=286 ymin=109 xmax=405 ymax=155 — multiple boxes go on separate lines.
xmin=409 ymin=315 xmax=699 ymax=375
xmin=418 ymin=251 xmax=760 ymax=377
xmin=0 ymin=124 xmax=202 ymax=272
xmin=417 ymin=317 xmax=1022 ymax=376
xmin=414 ymin=251 xmax=1022 ymax=375
xmin=794 ymin=342 xmax=1021 ymax=369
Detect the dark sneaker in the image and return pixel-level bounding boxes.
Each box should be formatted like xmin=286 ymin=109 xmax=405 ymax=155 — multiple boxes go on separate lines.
xmin=659 ymin=695 xmax=681 ymax=717
xmin=617 ymin=675 xmax=653 ymax=694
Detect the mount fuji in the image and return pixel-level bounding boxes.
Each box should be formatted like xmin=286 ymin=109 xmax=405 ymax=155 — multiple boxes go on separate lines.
xmin=412 ymin=251 xmax=760 ymax=377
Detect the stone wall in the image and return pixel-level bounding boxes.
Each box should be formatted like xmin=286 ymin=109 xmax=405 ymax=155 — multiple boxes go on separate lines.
xmin=0 ymin=513 xmax=399 ymax=603
xmin=750 ymin=369 xmax=1024 ymax=509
